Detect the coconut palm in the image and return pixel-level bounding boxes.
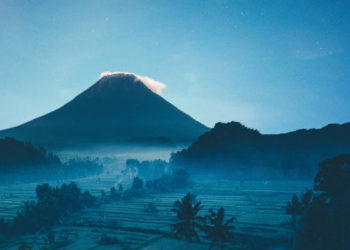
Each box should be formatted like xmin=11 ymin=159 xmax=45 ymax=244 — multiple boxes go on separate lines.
xmin=171 ymin=193 xmax=203 ymax=250
xmin=203 ymin=207 xmax=235 ymax=250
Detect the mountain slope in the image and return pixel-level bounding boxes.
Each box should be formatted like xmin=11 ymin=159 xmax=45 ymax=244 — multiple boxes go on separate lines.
xmin=0 ymin=73 xmax=209 ymax=145
xmin=170 ymin=121 xmax=350 ymax=178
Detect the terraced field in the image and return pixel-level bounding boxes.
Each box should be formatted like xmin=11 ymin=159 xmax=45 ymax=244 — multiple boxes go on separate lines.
xmin=0 ymin=177 xmax=311 ymax=249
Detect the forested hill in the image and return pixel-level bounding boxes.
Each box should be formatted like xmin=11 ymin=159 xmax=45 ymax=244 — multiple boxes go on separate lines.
xmin=170 ymin=121 xmax=350 ymax=179
xmin=0 ymin=137 xmax=61 ymax=168
xmin=0 ymin=137 xmax=103 ymax=183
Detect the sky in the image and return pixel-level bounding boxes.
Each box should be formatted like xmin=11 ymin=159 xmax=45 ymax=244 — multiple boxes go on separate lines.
xmin=0 ymin=0 xmax=350 ymax=133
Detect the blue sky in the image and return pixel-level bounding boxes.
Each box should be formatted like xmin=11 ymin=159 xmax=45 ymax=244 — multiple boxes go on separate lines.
xmin=0 ymin=0 xmax=349 ymax=133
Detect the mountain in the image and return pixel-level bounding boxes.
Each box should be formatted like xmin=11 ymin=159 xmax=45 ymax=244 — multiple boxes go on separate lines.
xmin=170 ymin=121 xmax=350 ymax=179
xmin=0 ymin=73 xmax=209 ymax=146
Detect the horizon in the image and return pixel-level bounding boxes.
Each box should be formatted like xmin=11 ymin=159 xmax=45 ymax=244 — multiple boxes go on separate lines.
xmin=1 ymin=0 xmax=350 ymax=133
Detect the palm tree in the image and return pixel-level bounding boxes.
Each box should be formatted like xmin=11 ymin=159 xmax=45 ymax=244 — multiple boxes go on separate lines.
xmin=285 ymin=194 xmax=302 ymax=225
xmin=203 ymin=207 xmax=235 ymax=250
xmin=171 ymin=193 xmax=203 ymax=250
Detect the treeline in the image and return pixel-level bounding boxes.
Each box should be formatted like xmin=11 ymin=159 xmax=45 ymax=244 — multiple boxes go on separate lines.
xmin=100 ymin=168 xmax=190 ymax=203
xmin=0 ymin=137 xmax=103 ymax=183
xmin=285 ymin=154 xmax=350 ymax=250
xmin=0 ymin=182 xmax=96 ymax=240
xmin=124 ymin=159 xmax=168 ymax=180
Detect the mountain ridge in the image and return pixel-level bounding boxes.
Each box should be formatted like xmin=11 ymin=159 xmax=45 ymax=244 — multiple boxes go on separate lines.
xmin=170 ymin=121 xmax=350 ymax=178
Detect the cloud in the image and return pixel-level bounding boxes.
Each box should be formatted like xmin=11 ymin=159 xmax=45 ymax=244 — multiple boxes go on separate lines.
xmin=99 ymin=71 xmax=166 ymax=95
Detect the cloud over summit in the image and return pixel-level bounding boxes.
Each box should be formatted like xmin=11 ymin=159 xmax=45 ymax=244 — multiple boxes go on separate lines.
xmin=99 ymin=71 xmax=166 ymax=95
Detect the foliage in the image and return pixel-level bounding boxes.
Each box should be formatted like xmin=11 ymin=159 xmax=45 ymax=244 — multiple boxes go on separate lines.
xmin=110 ymin=187 xmax=121 ymax=201
xmin=171 ymin=193 xmax=203 ymax=250
xmin=145 ymin=168 xmax=190 ymax=193
xmin=170 ymin=121 xmax=350 ymax=179
xmin=202 ymin=207 xmax=235 ymax=250
xmin=285 ymin=194 xmax=302 ymax=225
xmin=0 ymin=182 xmax=97 ymax=238
xmin=287 ymin=154 xmax=350 ymax=249
xmin=126 ymin=159 xmax=168 ymax=179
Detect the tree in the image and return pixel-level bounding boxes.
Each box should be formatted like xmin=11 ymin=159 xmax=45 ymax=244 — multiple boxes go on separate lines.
xmin=171 ymin=193 xmax=203 ymax=250
xmin=299 ymin=194 xmax=336 ymax=250
xmin=306 ymin=154 xmax=350 ymax=249
xmin=0 ymin=219 xmax=10 ymax=240
xmin=285 ymin=194 xmax=302 ymax=225
xmin=203 ymin=207 xmax=235 ymax=250
xmin=118 ymin=183 xmax=123 ymax=192
xmin=300 ymin=189 xmax=313 ymax=212
xmin=132 ymin=177 xmax=143 ymax=190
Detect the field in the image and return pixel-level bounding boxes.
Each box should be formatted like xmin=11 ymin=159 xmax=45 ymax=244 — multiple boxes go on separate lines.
xmin=0 ymin=175 xmax=311 ymax=249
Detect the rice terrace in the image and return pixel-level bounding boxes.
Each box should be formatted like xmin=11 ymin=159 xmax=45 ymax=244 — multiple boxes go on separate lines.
xmin=0 ymin=172 xmax=311 ymax=249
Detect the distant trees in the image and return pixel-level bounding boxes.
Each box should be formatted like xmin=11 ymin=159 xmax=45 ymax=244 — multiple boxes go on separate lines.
xmin=123 ymin=177 xmax=145 ymax=198
xmin=171 ymin=193 xmax=203 ymax=250
xmin=286 ymin=154 xmax=350 ymax=250
xmin=145 ymin=168 xmax=190 ymax=193
xmin=110 ymin=187 xmax=120 ymax=201
xmin=119 ymin=168 xmax=190 ymax=199
xmin=202 ymin=207 xmax=235 ymax=250
xmin=125 ymin=159 xmax=168 ymax=179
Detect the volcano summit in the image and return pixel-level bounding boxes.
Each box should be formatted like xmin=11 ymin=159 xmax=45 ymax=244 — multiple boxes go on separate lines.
xmin=0 ymin=73 xmax=209 ymax=146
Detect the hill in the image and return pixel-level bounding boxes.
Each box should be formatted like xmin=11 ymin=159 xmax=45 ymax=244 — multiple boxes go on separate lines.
xmin=0 ymin=137 xmax=103 ymax=183
xmin=170 ymin=121 xmax=350 ymax=179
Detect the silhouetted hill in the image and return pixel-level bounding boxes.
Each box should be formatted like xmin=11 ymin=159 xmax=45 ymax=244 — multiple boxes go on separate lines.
xmin=170 ymin=122 xmax=350 ymax=179
xmin=0 ymin=137 xmax=103 ymax=183
xmin=0 ymin=73 xmax=208 ymax=146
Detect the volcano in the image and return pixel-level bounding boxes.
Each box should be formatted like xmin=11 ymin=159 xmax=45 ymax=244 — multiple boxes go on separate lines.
xmin=0 ymin=73 xmax=209 ymax=145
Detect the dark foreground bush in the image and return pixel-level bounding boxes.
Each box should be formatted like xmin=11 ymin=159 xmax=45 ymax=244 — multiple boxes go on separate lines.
xmin=286 ymin=154 xmax=350 ymax=250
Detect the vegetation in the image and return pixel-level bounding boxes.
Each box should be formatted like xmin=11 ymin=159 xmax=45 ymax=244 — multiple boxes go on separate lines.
xmin=125 ymin=159 xmax=168 ymax=179
xmin=119 ymin=168 xmax=190 ymax=200
xmin=171 ymin=193 xmax=203 ymax=250
xmin=144 ymin=168 xmax=190 ymax=193
xmin=171 ymin=193 xmax=236 ymax=250
xmin=286 ymin=154 xmax=350 ymax=250
xmin=171 ymin=121 xmax=350 ymax=179
xmin=144 ymin=203 xmax=158 ymax=214
xmin=202 ymin=207 xmax=235 ymax=250
xmin=0 ymin=182 xmax=96 ymax=239
xmin=285 ymin=194 xmax=302 ymax=225
xmin=0 ymin=137 xmax=103 ymax=183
